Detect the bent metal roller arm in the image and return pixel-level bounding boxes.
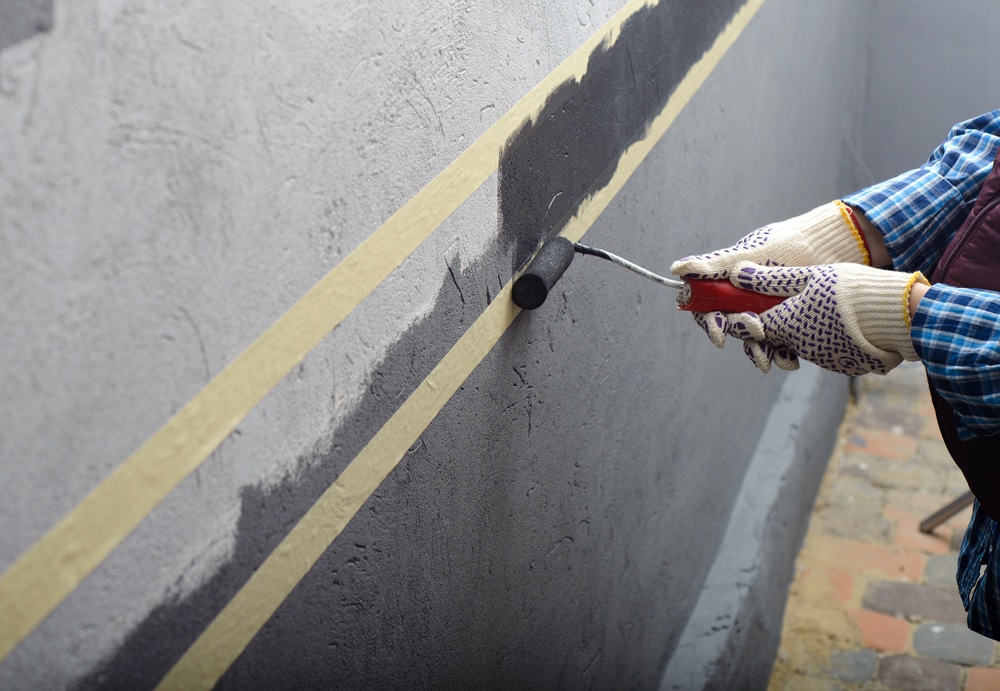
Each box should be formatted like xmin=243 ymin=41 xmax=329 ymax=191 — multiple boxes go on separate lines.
xmin=512 ymin=236 xmax=786 ymax=313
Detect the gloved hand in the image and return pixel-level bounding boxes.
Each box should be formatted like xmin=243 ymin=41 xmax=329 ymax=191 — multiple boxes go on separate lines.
xmin=692 ymin=311 xmax=800 ymax=373
xmin=672 ymin=201 xmax=871 ymax=353
xmin=727 ymin=262 xmax=929 ymax=376
xmin=671 ymin=200 xmax=870 ymax=278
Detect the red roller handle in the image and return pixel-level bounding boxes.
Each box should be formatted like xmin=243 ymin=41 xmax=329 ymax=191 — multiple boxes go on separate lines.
xmin=678 ymin=278 xmax=786 ymax=313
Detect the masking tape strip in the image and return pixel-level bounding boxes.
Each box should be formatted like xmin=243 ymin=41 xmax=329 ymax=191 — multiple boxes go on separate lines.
xmin=0 ymin=0 xmax=660 ymax=663
xmin=156 ymin=1 xmax=766 ymax=687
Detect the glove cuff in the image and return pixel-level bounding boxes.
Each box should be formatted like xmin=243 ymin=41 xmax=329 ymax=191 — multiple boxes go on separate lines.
xmin=773 ymin=200 xmax=870 ymax=266
xmin=853 ymin=269 xmax=930 ymax=361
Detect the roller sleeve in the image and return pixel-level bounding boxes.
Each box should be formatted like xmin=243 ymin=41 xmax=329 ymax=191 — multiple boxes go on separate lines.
xmin=512 ymin=237 xmax=576 ymax=309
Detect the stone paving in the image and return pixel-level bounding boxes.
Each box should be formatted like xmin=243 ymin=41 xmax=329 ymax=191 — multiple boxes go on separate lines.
xmin=767 ymin=362 xmax=1000 ymax=691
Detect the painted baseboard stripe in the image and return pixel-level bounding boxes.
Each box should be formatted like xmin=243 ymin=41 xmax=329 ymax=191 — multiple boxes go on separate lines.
xmin=155 ymin=1 xmax=766 ymax=687
xmin=0 ymin=0 xmax=660 ymax=664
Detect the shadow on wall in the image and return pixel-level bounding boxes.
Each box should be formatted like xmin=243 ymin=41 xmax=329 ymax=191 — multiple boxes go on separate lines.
xmin=0 ymin=0 xmax=53 ymax=52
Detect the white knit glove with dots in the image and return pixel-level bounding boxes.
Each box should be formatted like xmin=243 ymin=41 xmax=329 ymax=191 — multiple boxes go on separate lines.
xmin=671 ymin=201 xmax=871 ymax=279
xmin=727 ymin=262 xmax=929 ymax=376
xmin=671 ymin=201 xmax=872 ymax=355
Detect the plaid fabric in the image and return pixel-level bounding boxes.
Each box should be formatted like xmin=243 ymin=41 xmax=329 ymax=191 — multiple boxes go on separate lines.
xmin=845 ymin=112 xmax=1000 ymax=441
xmin=915 ymin=287 xmax=1000 ymax=641
xmin=912 ymin=284 xmax=1000 ymax=440
xmin=844 ymin=110 xmax=1000 ymax=276
xmin=959 ymin=501 xmax=1000 ymax=640
xmin=846 ymin=111 xmax=1000 ymax=641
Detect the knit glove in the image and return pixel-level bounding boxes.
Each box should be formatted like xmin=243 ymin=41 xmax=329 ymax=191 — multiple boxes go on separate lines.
xmin=729 ymin=262 xmax=929 ymax=376
xmin=671 ymin=201 xmax=870 ymax=279
xmin=672 ymin=201 xmax=871 ymax=353
xmin=692 ymin=311 xmax=801 ymax=373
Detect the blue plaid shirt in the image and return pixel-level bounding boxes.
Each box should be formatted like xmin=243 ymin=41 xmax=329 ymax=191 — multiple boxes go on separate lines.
xmin=844 ymin=110 xmax=1000 ymax=640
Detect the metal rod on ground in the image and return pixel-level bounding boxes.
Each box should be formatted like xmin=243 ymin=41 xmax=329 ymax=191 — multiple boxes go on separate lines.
xmin=919 ymin=491 xmax=975 ymax=534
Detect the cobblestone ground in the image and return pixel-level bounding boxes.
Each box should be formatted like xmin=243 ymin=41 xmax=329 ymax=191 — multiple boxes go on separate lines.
xmin=768 ymin=362 xmax=1000 ymax=691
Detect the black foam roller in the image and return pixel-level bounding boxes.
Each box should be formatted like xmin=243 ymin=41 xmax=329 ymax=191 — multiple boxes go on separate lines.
xmin=512 ymin=236 xmax=575 ymax=310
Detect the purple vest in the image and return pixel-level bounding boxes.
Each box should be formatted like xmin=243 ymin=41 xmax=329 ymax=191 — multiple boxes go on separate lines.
xmin=929 ymin=150 xmax=1000 ymax=521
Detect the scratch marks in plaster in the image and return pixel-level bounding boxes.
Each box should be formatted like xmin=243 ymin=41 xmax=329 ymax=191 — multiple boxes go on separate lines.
xmin=447 ymin=263 xmax=466 ymax=314
xmin=0 ymin=0 xmax=52 ymax=52
xmin=108 ymin=122 xmax=238 ymax=254
xmin=109 ymin=123 xmax=235 ymax=162
xmin=351 ymin=2 xmax=472 ymax=152
xmin=254 ymin=110 xmax=276 ymax=170
xmin=479 ymin=102 xmax=496 ymax=121
xmin=509 ymin=364 xmax=537 ymax=438
xmin=169 ymin=24 xmax=206 ymax=54
xmin=576 ymin=0 xmax=597 ymax=28
xmin=177 ymin=306 xmax=211 ymax=384
xmin=409 ymin=70 xmax=447 ymax=140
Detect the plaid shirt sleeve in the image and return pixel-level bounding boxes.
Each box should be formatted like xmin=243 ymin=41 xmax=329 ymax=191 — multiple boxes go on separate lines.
xmin=842 ymin=111 xmax=1000 ymax=440
xmin=912 ymin=284 xmax=1000 ymax=440
xmin=843 ymin=110 xmax=1000 ymax=275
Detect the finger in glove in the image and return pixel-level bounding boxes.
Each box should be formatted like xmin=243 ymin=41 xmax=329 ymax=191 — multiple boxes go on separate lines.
xmin=741 ymin=340 xmax=800 ymax=373
xmin=725 ymin=311 xmax=767 ymax=342
xmin=772 ymin=346 xmax=800 ymax=371
xmin=692 ymin=311 xmax=728 ymax=349
xmin=743 ymin=339 xmax=774 ymax=373
xmin=692 ymin=309 xmax=769 ymax=350
xmin=670 ymin=227 xmax=771 ymax=280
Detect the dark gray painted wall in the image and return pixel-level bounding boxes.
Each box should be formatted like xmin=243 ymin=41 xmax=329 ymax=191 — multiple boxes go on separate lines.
xmin=0 ymin=0 xmax=52 ymax=51
xmin=498 ymin=0 xmax=747 ymax=269
xmin=661 ymin=364 xmax=849 ymax=690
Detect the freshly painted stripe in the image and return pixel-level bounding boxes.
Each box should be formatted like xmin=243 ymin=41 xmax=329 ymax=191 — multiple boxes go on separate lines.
xmin=0 ymin=0 xmax=656 ymax=662
xmin=156 ymin=1 xmax=766 ymax=687
xmin=499 ymin=0 xmax=752 ymax=269
xmin=0 ymin=0 xmax=53 ymax=52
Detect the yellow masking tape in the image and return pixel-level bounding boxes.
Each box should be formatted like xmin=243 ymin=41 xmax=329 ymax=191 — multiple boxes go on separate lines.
xmin=157 ymin=1 xmax=767 ymax=687
xmin=0 ymin=0 xmax=657 ymax=662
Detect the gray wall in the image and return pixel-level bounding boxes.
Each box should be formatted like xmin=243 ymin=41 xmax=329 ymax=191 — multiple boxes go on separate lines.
xmin=859 ymin=0 xmax=1000 ymax=185
xmin=1 ymin=1 xmax=998 ymax=689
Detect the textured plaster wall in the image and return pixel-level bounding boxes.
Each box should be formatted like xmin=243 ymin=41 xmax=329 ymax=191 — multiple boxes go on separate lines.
xmin=3 ymin=0 xmax=992 ymax=689
xmin=1 ymin=2 xmax=626 ymax=684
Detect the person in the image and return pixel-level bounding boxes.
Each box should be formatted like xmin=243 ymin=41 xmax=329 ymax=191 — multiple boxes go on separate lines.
xmin=670 ymin=110 xmax=1000 ymax=640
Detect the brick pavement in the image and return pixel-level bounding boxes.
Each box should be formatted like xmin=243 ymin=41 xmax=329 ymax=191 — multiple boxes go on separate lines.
xmin=767 ymin=362 xmax=1000 ymax=691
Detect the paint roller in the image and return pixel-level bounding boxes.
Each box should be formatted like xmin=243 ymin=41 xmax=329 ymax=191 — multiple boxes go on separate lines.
xmin=511 ymin=236 xmax=786 ymax=312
